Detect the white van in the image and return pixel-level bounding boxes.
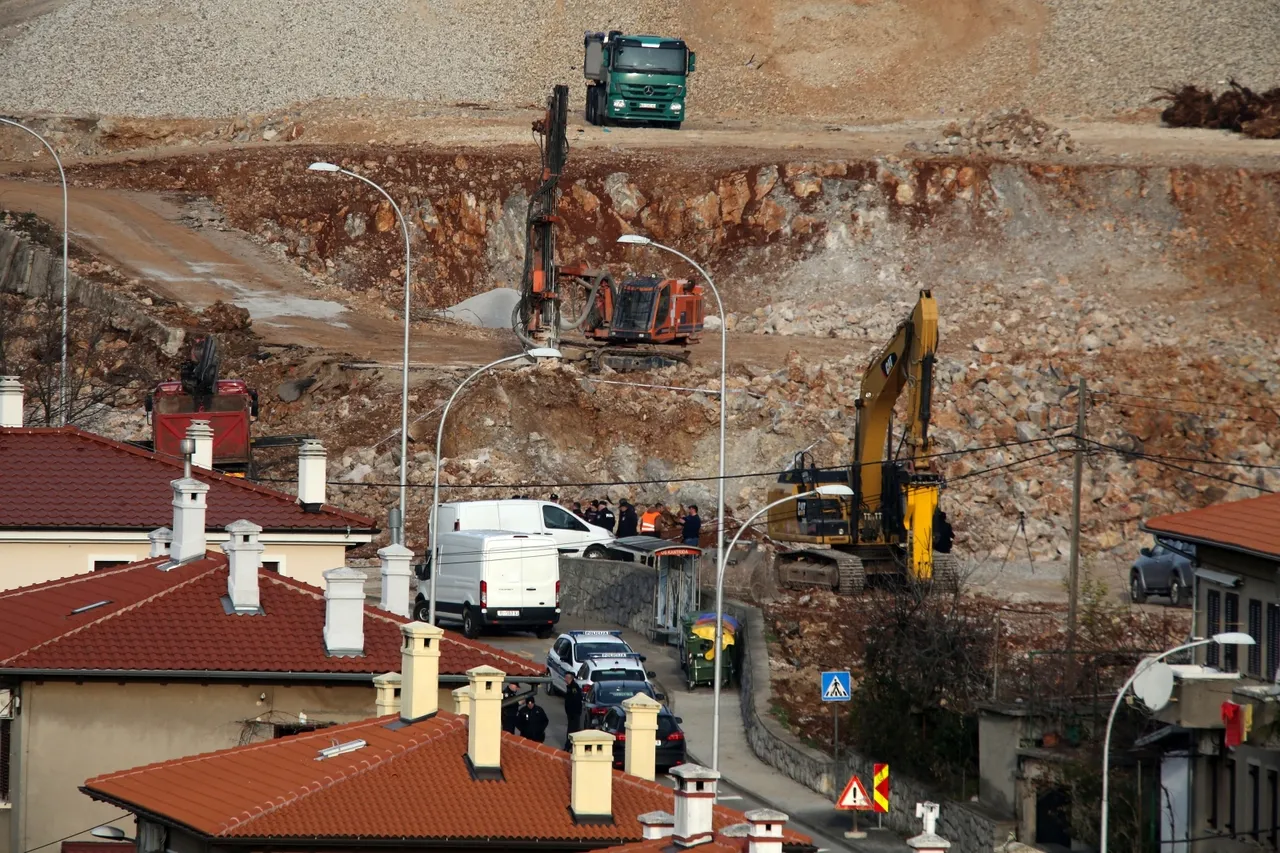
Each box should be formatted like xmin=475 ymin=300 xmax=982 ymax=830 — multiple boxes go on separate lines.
xmin=414 ymin=530 xmax=561 ymax=638
xmin=436 ymin=499 xmax=615 ymax=558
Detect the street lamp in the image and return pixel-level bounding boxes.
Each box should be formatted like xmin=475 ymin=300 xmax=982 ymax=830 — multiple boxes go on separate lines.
xmin=427 ymin=347 xmax=562 ymax=624
xmin=90 ymin=827 xmax=134 ymax=842
xmin=616 ymin=234 xmax=725 ymax=612
xmin=1 ymin=117 xmax=68 ymax=426
xmin=709 ymin=484 xmax=855 ymax=773
xmin=1099 ymin=631 xmax=1255 ymax=852
xmin=308 ymin=162 xmax=413 ymax=545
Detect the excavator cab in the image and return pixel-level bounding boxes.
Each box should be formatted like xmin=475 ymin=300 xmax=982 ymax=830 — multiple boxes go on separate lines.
xmin=603 ymin=276 xmax=703 ymax=345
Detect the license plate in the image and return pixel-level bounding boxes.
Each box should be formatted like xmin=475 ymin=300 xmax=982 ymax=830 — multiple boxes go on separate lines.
xmin=639 ymin=102 xmax=658 ymax=109
xmin=497 ymin=610 xmax=519 ymax=617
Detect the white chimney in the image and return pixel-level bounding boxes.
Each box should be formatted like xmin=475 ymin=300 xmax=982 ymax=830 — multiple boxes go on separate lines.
xmin=186 ymin=420 xmax=214 ymax=470
xmin=373 ymin=672 xmax=402 ymax=716
xmin=378 ymin=543 xmax=412 ymax=618
xmin=745 ymin=809 xmax=788 ymax=853
xmin=466 ymin=665 xmax=506 ymax=776
xmin=322 ymin=567 xmax=367 ymax=657
xmin=622 ymin=692 xmax=663 ymax=781
xmin=452 ymin=686 xmax=470 ymax=716
xmin=638 ymin=812 xmax=675 ymax=840
xmin=148 ymin=527 xmax=172 ymax=558
xmin=569 ymin=728 xmax=615 ymax=822
xmin=400 ymin=622 xmax=443 ymax=722
xmin=908 ymin=803 xmax=951 ymax=853
xmin=671 ymin=764 xmax=719 ymax=847
xmin=222 ymin=519 xmax=263 ymax=614
xmin=0 ymin=376 xmax=22 ymax=427
xmin=168 ymin=477 xmax=210 ymax=564
xmin=297 ymin=439 xmax=327 ymax=511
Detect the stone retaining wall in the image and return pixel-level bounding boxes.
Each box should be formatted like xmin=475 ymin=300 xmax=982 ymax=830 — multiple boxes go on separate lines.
xmin=558 ymin=556 xmax=659 ymax=637
xmin=0 ymin=228 xmax=183 ymax=354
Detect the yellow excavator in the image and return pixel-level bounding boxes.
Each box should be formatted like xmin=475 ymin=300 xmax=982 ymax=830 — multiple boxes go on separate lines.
xmin=766 ymin=289 xmax=957 ymax=593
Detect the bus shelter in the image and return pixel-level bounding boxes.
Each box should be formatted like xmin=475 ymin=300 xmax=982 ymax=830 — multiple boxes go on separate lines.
xmin=604 ymin=537 xmax=702 ymax=645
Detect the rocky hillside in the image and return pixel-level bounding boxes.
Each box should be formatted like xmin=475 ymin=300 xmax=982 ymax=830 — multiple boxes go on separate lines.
xmin=2 ymin=0 xmax=1279 ymax=120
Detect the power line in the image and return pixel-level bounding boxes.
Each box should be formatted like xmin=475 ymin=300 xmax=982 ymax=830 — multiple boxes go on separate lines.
xmin=948 ymin=449 xmax=1068 ymax=483
xmin=1086 ymin=438 xmax=1275 ymax=494
xmin=1089 ymin=387 xmax=1278 ymax=417
xmin=1090 ymin=395 xmax=1273 ymax=425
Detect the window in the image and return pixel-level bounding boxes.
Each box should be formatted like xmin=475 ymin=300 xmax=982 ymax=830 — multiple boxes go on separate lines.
xmin=93 ymin=559 xmax=130 ymax=571
xmin=1226 ymin=594 xmax=1241 ymax=673
xmin=1209 ymin=754 xmax=1220 ymax=828
xmin=1268 ymin=769 xmax=1277 ymax=848
xmin=1249 ymin=600 xmax=1263 ymax=676
xmin=1250 ymin=764 xmax=1260 ymax=839
xmin=262 ymin=560 xmax=281 ymax=573
xmin=0 ymin=717 xmax=10 ymax=804
xmin=1269 ymin=604 xmax=1280 ymax=682
xmin=543 ymin=505 xmax=588 ymax=532
xmin=1208 ymin=590 xmax=1222 ymax=668
xmin=273 ymin=722 xmax=330 ymax=738
xmin=554 ymin=639 xmax=571 ymax=660
xmin=1227 ymin=758 xmax=1237 ymax=836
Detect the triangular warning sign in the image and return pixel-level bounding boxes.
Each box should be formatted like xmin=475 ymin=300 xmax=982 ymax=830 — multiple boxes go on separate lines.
xmin=823 ymin=676 xmax=849 ymax=700
xmin=836 ymin=774 xmax=873 ymax=811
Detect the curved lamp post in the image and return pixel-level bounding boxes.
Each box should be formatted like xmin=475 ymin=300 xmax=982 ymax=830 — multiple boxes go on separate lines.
xmin=1099 ymin=631 xmax=1256 ymax=852
xmin=308 ymin=162 xmax=413 ymax=544
xmin=616 ymin=234 xmax=724 ymax=612
xmin=710 ymin=483 xmax=855 ymax=773
xmin=1 ymin=117 xmax=68 ymax=425
xmin=428 ymin=347 xmax=562 ymax=624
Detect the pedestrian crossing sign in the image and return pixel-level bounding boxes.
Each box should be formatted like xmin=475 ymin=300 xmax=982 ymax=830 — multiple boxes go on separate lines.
xmin=821 ymin=671 xmax=851 ymax=702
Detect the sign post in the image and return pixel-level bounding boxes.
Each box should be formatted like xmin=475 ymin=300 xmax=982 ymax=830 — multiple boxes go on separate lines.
xmin=820 ymin=671 xmax=851 ymax=758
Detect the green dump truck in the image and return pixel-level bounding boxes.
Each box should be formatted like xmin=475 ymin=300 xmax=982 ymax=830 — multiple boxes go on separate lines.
xmin=583 ymin=30 xmax=696 ymax=129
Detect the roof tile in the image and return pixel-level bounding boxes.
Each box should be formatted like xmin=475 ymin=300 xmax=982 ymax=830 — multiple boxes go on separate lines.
xmin=0 ymin=428 xmax=374 ymax=531
xmin=0 ymin=555 xmax=539 ymax=677
xmin=84 ymin=714 xmax=810 ymax=846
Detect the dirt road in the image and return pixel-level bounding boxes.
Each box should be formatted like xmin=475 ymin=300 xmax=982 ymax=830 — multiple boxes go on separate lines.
xmin=0 ymin=176 xmax=852 ymax=371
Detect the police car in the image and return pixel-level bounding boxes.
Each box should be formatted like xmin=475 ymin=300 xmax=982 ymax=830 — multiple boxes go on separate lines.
xmin=545 ymin=630 xmax=647 ymax=696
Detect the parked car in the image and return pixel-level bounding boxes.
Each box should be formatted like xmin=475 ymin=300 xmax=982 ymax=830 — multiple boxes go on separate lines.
xmin=436 ymin=499 xmax=615 ymax=558
xmin=597 ymin=704 xmax=687 ymax=772
xmin=1130 ymin=538 xmax=1196 ymax=605
xmin=413 ymin=530 xmax=560 ymax=637
xmin=546 ymin=630 xmax=643 ymax=695
xmin=579 ymin=678 xmax=664 ymax=730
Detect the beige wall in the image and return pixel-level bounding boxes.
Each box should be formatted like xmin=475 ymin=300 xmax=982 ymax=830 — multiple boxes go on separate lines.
xmin=6 ymin=678 xmax=454 ymax=853
xmin=0 ymin=538 xmax=352 ymax=591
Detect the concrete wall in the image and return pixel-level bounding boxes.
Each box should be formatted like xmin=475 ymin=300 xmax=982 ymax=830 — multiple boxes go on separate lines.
xmin=0 ymin=538 xmax=351 ymax=591
xmin=5 ymin=678 xmax=417 ymax=853
xmin=559 ymin=556 xmax=660 ymax=637
xmin=977 ymin=711 xmax=1021 ymax=816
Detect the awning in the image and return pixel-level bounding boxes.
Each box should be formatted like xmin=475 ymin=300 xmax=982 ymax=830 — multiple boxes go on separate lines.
xmin=607 ymin=536 xmax=703 ymax=558
xmin=1195 ymin=567 xmax=1243 ymax=588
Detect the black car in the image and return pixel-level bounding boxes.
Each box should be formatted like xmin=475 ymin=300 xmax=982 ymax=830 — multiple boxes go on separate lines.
xmin=597 ymin=704 xmax=687 ymax=772
xmin=579 ymin=679 xmax=664 ymax=729
xmin=1130 ymin=538 xmax=1196 ymax=605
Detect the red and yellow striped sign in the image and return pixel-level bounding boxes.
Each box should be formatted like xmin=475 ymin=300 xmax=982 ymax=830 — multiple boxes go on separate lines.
xmin=872 ymin=763 xmax=889 ymax=813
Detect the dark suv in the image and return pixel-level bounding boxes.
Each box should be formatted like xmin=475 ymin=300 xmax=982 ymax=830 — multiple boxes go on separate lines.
xmin=580 ymin=679 xmax=663 ymax=730
xmin=1130 ymin=538 xmax=1196 ymax=605
xmin=597 ymin=704 xmax=687 ymax=772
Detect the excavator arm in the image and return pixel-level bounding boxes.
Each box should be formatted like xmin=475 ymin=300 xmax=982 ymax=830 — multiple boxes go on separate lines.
xmin=852 ymin=289 xmax=943 ymax=579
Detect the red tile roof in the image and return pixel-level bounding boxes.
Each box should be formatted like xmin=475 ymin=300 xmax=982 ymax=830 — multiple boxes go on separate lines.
xmin=0 ymin=427 xmax=374 ymax=531
xmin=83 ymin=713 xmax=811 ymax=847
xmin=602 ymin=839 xmax=753 ymax=853
xmin=0 ymin=555 xmax=540 ymax=677
xmin=1144 ymin=492 xmax=1280 ymax=559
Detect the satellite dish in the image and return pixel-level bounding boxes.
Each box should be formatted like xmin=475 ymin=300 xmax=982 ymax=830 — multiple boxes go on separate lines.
xmin=1131 ymin=657 xmax=1175 ymax=711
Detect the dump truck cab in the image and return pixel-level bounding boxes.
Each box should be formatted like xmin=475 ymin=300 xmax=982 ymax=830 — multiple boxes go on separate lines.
xmin=583 ymin=31 xmax=695 ymax=128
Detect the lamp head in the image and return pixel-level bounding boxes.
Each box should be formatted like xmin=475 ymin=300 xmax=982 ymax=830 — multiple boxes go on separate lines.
xmin=814 ymin=484 xmax=854 ymax=497
xmin=91 ymin=827 xmax=130 ymax=841
xmin=308 ymin=162 xmax=341 ymax=173
xmin=525 ymin=347 xmax=563 ymax=359
xmin=616 ymin=234 xmax=652 ymax=246
xmin=1211 ymin=631 xmax=1257 ymax=646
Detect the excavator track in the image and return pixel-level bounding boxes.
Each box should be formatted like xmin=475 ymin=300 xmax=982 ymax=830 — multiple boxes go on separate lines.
xmin=776 ymin=549 xmax=865 ymax=594
xmin=588 ymin=346 xmax=691 ymax=372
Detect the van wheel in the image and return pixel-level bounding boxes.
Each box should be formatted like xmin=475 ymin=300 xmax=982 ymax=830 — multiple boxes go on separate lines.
xmin=413 ymin=601 xmax=431 ymax=623
xmin=584 ymin=545 xmax=608 ymax=560
xmin=535 ymin=625 xmax=554 ymax=639
xmin=462 ymin=607 xmax=481 ymax=639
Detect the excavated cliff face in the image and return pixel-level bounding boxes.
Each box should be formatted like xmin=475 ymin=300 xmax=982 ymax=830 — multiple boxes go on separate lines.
xmin=68 ymin=148 xmax=1280 ymax=563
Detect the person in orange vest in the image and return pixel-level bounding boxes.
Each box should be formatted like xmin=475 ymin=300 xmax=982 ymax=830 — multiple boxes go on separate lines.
xmin=639 ymin=503 xmax=663 ymax=537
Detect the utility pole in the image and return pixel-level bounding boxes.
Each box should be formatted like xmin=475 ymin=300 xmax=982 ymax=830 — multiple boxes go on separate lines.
xmin=1067 ymin=377 xmax=1086 ymax=653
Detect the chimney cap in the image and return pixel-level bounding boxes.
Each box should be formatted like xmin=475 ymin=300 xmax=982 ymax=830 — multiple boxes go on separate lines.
xmin=466 ymin=664 xmax=507 ymax=680
xmin=744 ymin=809 xmax=788 ymax=824
xmin=671 ymin=763 xmax=720 ymax=781
xmin=225 ymin=519 xmax=263 ymax=535
xmin=324 ymin=566 xmax=367 ymax=582
xmin=373 ymin=671 xmax=402 ymax=686
xmin=378 ymin=542 xmax=414 ymax=558
xmin=638 ymin=812 xmax=675 ymax=827
xmin=621 ymin=692 xmax=663 ymax=711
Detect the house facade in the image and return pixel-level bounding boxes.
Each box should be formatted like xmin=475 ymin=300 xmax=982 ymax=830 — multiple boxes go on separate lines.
xmin=1141 ymin=493 xmax=1280 ymax=852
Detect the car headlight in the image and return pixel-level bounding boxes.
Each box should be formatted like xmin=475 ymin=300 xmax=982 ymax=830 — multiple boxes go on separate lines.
xmin=670 ymin=103 xmax=682 ymax=112
xmin=612 ymin=99 xmax=626 ymax=109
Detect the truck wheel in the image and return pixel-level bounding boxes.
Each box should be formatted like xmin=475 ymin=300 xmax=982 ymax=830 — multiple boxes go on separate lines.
xmin=670 ymin=121 xmax=683 ymax=130
xmin=595 ymin=89 xmax=610 ymax=127
xmin=462 ymin=607 xmax=481 ymax=639
xmin=585 ymin=90 xmax=596 ymax=124
xmin=1130 ymin=572 xmax=1147 ymax=604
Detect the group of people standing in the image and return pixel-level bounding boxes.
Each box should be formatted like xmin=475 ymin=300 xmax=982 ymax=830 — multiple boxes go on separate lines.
xmin=552 ymin=494 xmax=703 ymax=547
xmin=500 ymin=673 xmax=586 ymax=749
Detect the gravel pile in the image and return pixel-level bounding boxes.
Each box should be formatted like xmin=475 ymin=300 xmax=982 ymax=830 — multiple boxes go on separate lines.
xmin=906 ymin=108 xmax=1077 ymax=157
xmin=2 ymin=0 xmax=1279 ymax=119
